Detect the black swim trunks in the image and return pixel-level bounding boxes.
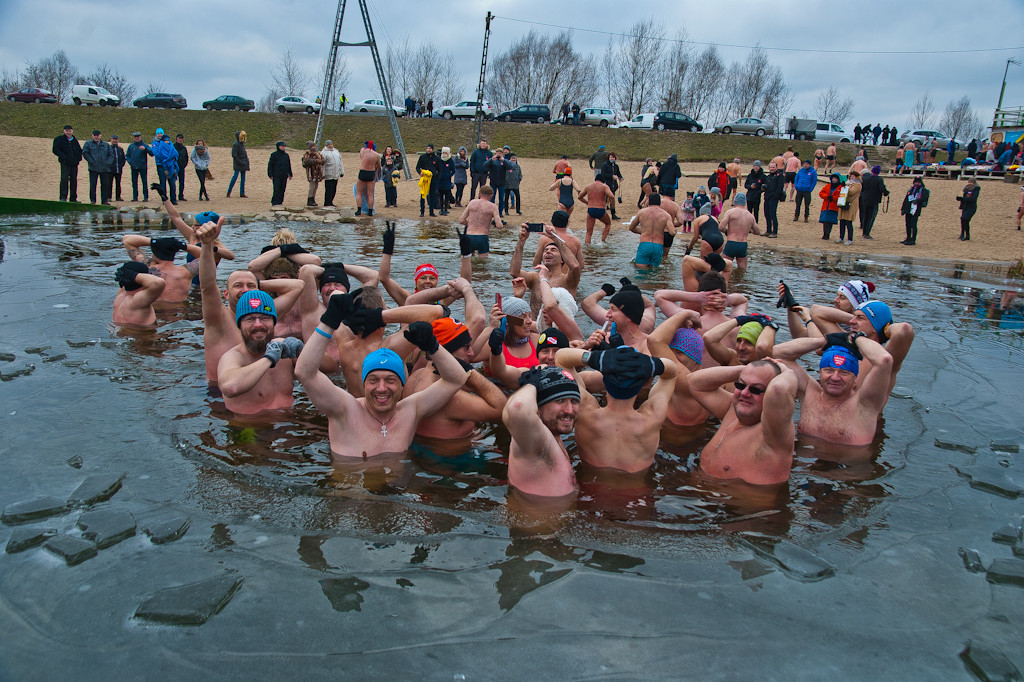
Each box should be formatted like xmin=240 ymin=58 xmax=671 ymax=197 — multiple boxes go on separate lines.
xmin=358 ymin=169 xmax=376 ymax=182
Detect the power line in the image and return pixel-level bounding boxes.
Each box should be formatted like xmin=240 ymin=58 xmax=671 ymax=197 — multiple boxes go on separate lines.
xmin=492 ymin=15 xmax=1024 ymax=56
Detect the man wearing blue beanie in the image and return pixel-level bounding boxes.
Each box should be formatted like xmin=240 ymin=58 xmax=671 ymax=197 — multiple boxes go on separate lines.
xmin=294 ymin=293 xmax=467 ymax=456
xmin=217 ymin=290 xmax=304 ymax=414
xmin=793 ymin=331 xmax=895 ymax=446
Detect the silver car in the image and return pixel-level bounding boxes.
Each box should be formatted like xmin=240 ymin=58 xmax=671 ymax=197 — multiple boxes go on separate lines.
xmin=714 ymin=117 xmax=774 ymax=136
xmin=352 ymin=98 xmax=405 ymax=116
xmin=275 ymin=96 xmax=320 ymax=114
xmin=899 ymin=129 xmax=963 ymax=149
xmin=438 ymin=100 xmax=494 ymax=120
xmin=814 ymin=123 xmax=852 ymax=143
xmin=581 ymin=108 xmax=617 ymax=127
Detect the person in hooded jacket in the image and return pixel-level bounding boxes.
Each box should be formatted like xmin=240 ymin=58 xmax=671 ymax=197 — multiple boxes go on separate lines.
xmin=321 ymin=140 xmax=344 ymax=207
xmin=152 ymin=132 xmax=179 ymax=205
xmin=743 ymin=161 xmax=765 ymax=223
xmin=900 ymin=177 xmax=929 ymax=245
xmin=228 ymin=130 xmax=250 ymax=198
xmin=453 ymin=146 xmax=470 ymax=206
xmin=818 ymin=173 xmax=843 ymax=241
xmin=658 ymin=154 xmax=681 ymax=199
xmin=437 ymin=147 xmax=455 ymax=215
xmin=173 ymin=134 xmax=190 ymax=201
xmin=836 ymin=169 xmax=862 ymax=245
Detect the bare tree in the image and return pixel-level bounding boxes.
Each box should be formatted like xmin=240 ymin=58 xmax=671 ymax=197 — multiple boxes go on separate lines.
xmin=85 ymin=62 xmax=136 ymax=104
xmin=607 ymin=18 xmax=664 ymax=119
xmin=436 ymin=50 xmax=464 ymax=105
xmin=939 ymin=96 xmax=983 ymax=144
xmin=316 ymin=52 xmax=351 ymax=110
xmin=658 ymin=29 xmax=691 ymax=111
xmin=382 ymin=36 xmax=414 ymax=104
xmin=814 ymin=85 xmax=854 ymax=124
xmin=907 ymin=92 xmax=935 ymax=130
xmin=486 ymin=30 xmax=595 ymax=112
xmin=680 ymin=44 xmax=725 ymax=125
xmin=0 ymin=66 xmax=21 ymax=98
xmin=259 ymin=47 xmax=312 ymax=112
xmin=409 ymin=43 xmax=444 ymax=104
xmin=144 ymin=81 xmax=165 ymax=95
xmin=23 ymin=50 xmax=79 ymax=103
xmin=761 ymin=70 xmax=795 ymax=136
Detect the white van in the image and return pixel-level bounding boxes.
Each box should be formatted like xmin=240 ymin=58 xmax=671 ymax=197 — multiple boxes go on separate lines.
xmin=616 ymin=113 xmax=656 ymax=129
xmin=71 ymin=84 xmax=120 ymax=107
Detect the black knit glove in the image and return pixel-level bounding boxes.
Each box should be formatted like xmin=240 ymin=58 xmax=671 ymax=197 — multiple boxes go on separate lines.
xmin=404 ymin=320 xmax=439 ymax=354
xmin=150 ymin=182 xmax=168 ymax=202
xmin=601 ymin=283 xmax=616 ymax=297
xmin=344 ymin=307 xmax=385 ymax=338
xmin=382 ymin=221 xmax=395 ymax=255
xmin=279 ymin=243 xmax=309 ymax=256
xmin=320 ymin=292 xmax=357 ymax=330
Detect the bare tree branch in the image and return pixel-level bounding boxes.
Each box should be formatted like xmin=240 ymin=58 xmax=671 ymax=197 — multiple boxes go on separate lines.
xmin=814 ymin=85 xmax=854 ymax=125
xmin=681 ymin=44 xmax=724 ymax=125
xmin=85 ymin=62 xmax=136 ymax=104
xmin=23 ymin=50 xmax=79 ymax=103
xmin=658 ymin=29 xmax=691 ymax=111
xmin=607 ymin=18 xmax=664 ymax=119
xmin=938 ymin=95 xmax=984 ymax=143
xmin=907 ymin=92 xmax=936 ymax=130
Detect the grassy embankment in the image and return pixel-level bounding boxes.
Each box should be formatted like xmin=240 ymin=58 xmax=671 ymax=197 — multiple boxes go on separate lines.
xmin=0 ymin=101 xmax=884 ymax=166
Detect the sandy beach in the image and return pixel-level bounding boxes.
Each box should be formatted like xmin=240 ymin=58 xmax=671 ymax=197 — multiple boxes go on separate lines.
xmin=2 ymin=134 xmax=1022 ymax=267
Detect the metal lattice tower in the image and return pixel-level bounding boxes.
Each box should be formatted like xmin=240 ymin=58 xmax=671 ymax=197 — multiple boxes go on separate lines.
xmin=474 ymin=12 xmax=493 ymax=144
xmin=315 ymin=0 xmax=410 ymax=179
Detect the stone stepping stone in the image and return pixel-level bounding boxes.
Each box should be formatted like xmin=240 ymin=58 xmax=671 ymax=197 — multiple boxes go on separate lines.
xmin=740 ymin=537 xmax=835 ymax=582
xmin=958 ymin=547 xmax=985 ymax=573
xmin=959 ymin=639 xmax=1022 ymax=682
xmin=67 ymin=473 xmax=126 ymax=507
xmin=6 ymin=527 xmax=57 ymax=553
xmin=935 ymin=437 xmax=978 ymax=454
xmin=43 ymin=535 xmax=97 ymax=565
xmin=2 ymin=496 xmax=70 ymax=524
xmin=134 ymin=573 xmax=244 ymax=625
xmin=142 ymin=516 xmax=191 ymax=544
xmin=77 ymin=510 xmax=136 ymax=549
xmin=986 ymin=558 xmax=1024 ymax=587
xmin=66 ymin=455 xmax=83 ymax=469
xmin=993 ymin=524 xmax=1022 ymax=544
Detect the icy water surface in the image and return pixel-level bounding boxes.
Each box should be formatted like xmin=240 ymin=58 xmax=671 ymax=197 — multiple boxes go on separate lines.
xmin=1 ymin=211 xmax=1023 ymax=679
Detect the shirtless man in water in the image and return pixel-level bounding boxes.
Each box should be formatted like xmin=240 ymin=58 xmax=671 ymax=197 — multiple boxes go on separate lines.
xmin=579 ymin=175 xmax=616 ymax=243
xmin=718 ymin=193 xmax=759 ymax=269
xmin=627 ymin=192 xmax=673 ymax=268
xmin=195 ymin=221 xmax=304 ymax=383
xmin=355 ymin=141 xmax=381 ymax=216
xmin=555 ymin=345 xmax=677 ymax=473
xmin=511 ymin=223 xmax=582 ymax=300
xmin=122 ymin=234 xmax=198 ymax=303
xmin=457 ymin=185 xmax=504 ymax=257
xmin=295 ymin=299 xmax=467 ymax=457
xmin=502 ymin=366 xmax=582 ymax=498
xmin=688 ymin=359 xmax=799 ymax=485
xmin=112 ymin=261 xmax=165 ymax=326
xmin=218 ymin=290 xmax=305 ymax=415
xmin=532 ymin=210 xmax=584 ymax=271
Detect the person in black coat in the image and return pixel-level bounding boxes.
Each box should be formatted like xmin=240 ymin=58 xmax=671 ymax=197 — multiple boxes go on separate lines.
xmin=267 ymin=141 xmax=292 ymax=206
xmin=599 ymin=152 xmax=623 ymax=219
xmin=173 ymin=134 xmax=190 ymax=201
xmin=762 ymin=160 xmax=786 ymax=237
xmin=743 ymin=160 xmax=766 ymax=223
xmin=859 ymin=165 xmax=889 ymax=239
xmin=956 ymin=179 xmax=980 ymax=241
xmin=110 ymin=135 xmax=127 ymax=202
xmin=658 ymin=154 xmax=681 ymax=199
xmin=415 ymin=144 xmax=442 ymax=216
xmin=52 ymin=124 xmax=83 ymax=202
xmin=900 ymin=177 xmax=929 ymax=245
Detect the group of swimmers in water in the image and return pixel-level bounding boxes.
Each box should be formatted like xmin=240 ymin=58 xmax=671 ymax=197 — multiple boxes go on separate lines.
xmin=110 ymin=178 xmax=914 ymax=503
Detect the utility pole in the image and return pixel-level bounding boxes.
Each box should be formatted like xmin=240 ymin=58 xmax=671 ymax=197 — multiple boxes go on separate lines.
xmin=315 ymin=0 xmax=411 ymax=179
xmin=994 ymin=57 xmax=1020 ymax=127
xmin=474 ymin=12 xmax=493 ymax=145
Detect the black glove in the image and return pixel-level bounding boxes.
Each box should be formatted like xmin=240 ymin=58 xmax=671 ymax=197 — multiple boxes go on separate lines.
xmin=382 ymin=221 xmax=395 ymax=255
xmin=279 ymin=243 xmax=309 ymax=257
xmin=517 ymin=366 xmax=547 ymax=389
xmin=488 ymin=321 xmax=506 ymax=356
xmin=684 ymin=247 xmax=692 ymax=255
xmin=458 ymin=226 xmax=473 ymax=257
xmin=777 ymin=280 xmax=799 ymax=310
xmin=263 ymin=340 xmax=283 ymax=368
xmin=344 ymin=307 xmax=386 ymax=338
xmin=750 ymin=313 xmax=779 ymax=331
xmin=279 ymin=337 xmax=304 ymax=359
xmin=607 ymin=331 xmax=625 ymax=348
xmin=601 ymin=283 xmax=616 ymax=297
xmin=150 ymin=182 xmax=168 ymax=202
xmin=404 ymin=320 xmax=440 ymax=354
xmin=824 ymin=332 xmax=863 ymax=360
xmin=734 ymin=315 xmax=757 ymax=326
xmin=115 ymin=261 xmax=148 ymax=288
xmin=320 ymin=292 xmax=357 ymax=330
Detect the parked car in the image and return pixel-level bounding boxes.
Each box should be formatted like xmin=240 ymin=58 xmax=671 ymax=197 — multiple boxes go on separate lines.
xmin=813 ymin=123 xmax=851 ymax=143
xmin=580 ymin=107 xmax=616 ymax=127
xmin=275 ymin=96 xmax=320 ymax=114
xmin=71 ymin=84 xmax=120 ymax=106
xmin=6 ymin=87 xmax=57 ymax=104
xmin=616 ymin=113 xmax=657 ymax=129
xmin=203 ymin=95 xmax=255 ymax=111
xmin=134 ymin=92 xmax=187 ymax=109
xmin=899 ymin=129 xmax=962 ymax=149
xmin=714 ymin=117 xmax=773 ymax=136
xmin=438 ymin=100 xmax=494 ymax=120
xmin=351 ymin=98 xmax=404 ymax=116
xmin=496 ymin=104 xmax=551 ymax=123
xmin=653 ymin=111 xmax=702 ymax=132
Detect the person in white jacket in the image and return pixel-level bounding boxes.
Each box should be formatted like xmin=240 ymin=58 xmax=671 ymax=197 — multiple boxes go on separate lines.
xmin=321 ymin=140 xmax=344 ymax=207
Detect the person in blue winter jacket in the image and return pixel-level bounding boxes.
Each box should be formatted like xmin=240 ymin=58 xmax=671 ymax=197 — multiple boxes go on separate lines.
xmin=792 ymin=158 xmax=818 ymax=222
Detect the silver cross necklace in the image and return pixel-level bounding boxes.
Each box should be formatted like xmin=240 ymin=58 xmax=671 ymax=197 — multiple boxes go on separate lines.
xmin=365 ymin=407 xmax=395 ymax=438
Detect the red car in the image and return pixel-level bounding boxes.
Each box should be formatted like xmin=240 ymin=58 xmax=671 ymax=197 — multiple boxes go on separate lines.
xmin=7 ymin=87 xmax=57 ymax=103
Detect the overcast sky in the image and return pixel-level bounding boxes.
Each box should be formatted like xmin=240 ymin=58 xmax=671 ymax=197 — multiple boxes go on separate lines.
xmin=2 ymin=0 xmax=1023 ymax=132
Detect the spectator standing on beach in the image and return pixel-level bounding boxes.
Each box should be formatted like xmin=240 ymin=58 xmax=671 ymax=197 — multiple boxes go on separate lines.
xmin=836 ymin=169 xmax=862 ymax=245
xmin=110 ymin=135 xmax=126 ymax=202
xmin=793 ymin=158 xmax=817 ymax=223
xmin=381 ymin=145 xmax=401 ymax=208
xmin=859 ymin=166 xmax=888 ymax=239
xmin=744 ymin=160 xmax=765 ymax=223
xmin=956 ymin=178 xmax=980 ymax=241
xmin=763 ymin=160 xmax=784 ymax=237
xmin=190 ymin=139 xmax=211 ymax=201
xmin=125 ymin=132 xmax=152 ymax=202
xmin=53 ymin=124 xmax=82 ymax=202
xmin=173 ymin=134 xmax=189 ymax=202
xmin=659 ymin=154 xmax=681 ymax=199
xmin=437 ymin=147 xmax=455 ymax=215
xmin=228 ymin=131 xmax=249 ymax=198
xmin=302 ymin=141 xmax=324 ymax=207
xmin=416 ymin=143 xmax=442 ymax=216
xmin=452 ymin=146 xmax=469 ymax=206
xmin=854 ymin=123 xmax=862 ymax=143
xmin=900 ymin=177 xmax=929 ymax=246
xmin=872 ymin=124 xmax=882 ymax=145
xmin=268 ymin=141 xmax=292 ymax=207
xmin=469 ymin=140 xmax=492 ymax=200
xmin=589 ymin=145 xmax=609 ymax=179
xmin=485 ymin=149 xmax=510 ymax=217
xmin=889 ymin=126 xmax=898 ymax=146
xmin=82 ymin=129 xmax=114 ymax=205
xmin=505 ymin=153 xmax=523 ymax=216
xmin=819 ymin=173 xmax=842 ymax=241
xmin=321 ymin=140 xmax=344 ymax=207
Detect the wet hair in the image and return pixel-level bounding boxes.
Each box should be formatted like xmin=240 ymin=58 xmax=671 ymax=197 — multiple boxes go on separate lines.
xmin=697 ymin=271 xmax=726 ymax=292
xmin=748 ymin=359 xmax=782 ymax=376
xmin=263 ymin=257 xmax=298 ymax=279
xmin=270 ymin=228 xmax=297 ymax=246
xmin=352 ymin=285 xmax=384 ymax=309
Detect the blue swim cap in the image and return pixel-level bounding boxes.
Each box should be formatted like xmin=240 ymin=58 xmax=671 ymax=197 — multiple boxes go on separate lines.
xmin=194 ymin=211 xmax=220 ymax=225
xmin=820 ymin=346 xmax=859 ymax=376
xmin=235 ymin=290 xmax=277 ymax=326
xmin=857 ymin=301 xmax=892 ymax=342
xmin=362 ymin=348 xmax=406 ymax=385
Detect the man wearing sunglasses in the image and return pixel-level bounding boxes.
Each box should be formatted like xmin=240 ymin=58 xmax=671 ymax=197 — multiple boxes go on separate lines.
xmin=688 ymin=359 xmax=798 ymax=485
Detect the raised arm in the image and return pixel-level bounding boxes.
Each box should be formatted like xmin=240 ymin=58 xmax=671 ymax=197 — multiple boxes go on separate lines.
xmin=195 ymin=221 xmax=226 ymax=323
xmin=510 ymin=226 xmax=530 ymax=278
xmin=703 ymin=318 xmax=740 ymax=366
xmin=126 ymin=273 xmax=166 ymax=310
xmin=536 ymin=266 xmax=582 ymax=341
xmin=502 ymin=384 xmax=553 ymax=456
xmin=809 ymin=304 xmax=852 ymax=334
xmin=378 ymin=222 xmax=411 ymax=305
xmin=122 ymin=234 xmax=152 ymax=263
xmin=294 ymin=303 xmax=357 ymax=418
xmin=854 ymin=333 xmax=895 ymax=412
xmin=403 ymin=334 xmax=469 ymax=421
xmin=759 ymin=362 xmax=798 ymax=452
xmin=688 ymin=365 xmax=743 ymax=419
xmin=259 ymin=277 xmax=304 ymax=318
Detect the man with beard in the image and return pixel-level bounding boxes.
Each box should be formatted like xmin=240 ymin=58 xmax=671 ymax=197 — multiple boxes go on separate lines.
xmin=688 ymin=359 xmax=799 ymax=485
xmin=218 ymin=290 xmax=304 ymax=414
xmin=502 ymin=366 xmax=582 ymax=498
xmin=295 ymin=300 xmax=467 ymax=456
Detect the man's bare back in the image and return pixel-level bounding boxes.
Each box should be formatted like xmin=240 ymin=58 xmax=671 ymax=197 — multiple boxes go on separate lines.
xmin=459 ymin=197 xmax=502 ymax=235
xmin=359 ymin=148 xmax=380 ymax=171
xmin=720 ymin=207 xmax=758 ymax=242
xmin=631 ymin=206 xmax=672 ymax=243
